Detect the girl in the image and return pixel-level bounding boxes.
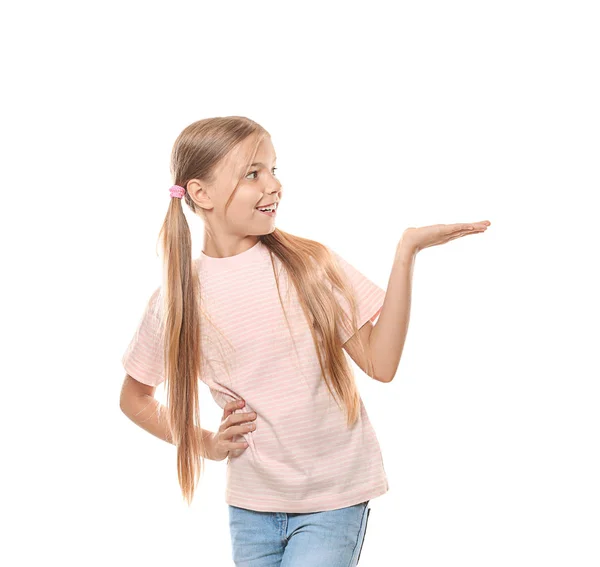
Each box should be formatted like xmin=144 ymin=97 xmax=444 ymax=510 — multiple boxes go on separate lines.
xmin=119 ymin=116 xmax=490 ymax=566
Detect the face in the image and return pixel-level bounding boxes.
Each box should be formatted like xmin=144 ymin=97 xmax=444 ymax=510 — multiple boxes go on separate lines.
xmin=189 ymin=135 xmax=282 ymax=241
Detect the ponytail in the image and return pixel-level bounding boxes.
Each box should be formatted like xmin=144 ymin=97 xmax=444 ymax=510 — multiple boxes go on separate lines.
xmin=158 ymin=191 xmax=205 ymax=505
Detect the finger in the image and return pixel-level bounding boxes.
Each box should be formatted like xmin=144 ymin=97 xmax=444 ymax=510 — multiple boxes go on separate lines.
xmin=224 ymin=399 xmax=244 ymax=415
xmin=223 ymin=429 xmax=250 ymax=449
xmin=452 ymin=222 xmax=488 ymax=235
xmin=220 ymin=399 xmax=245 ymax=428
xmin=447 ymin=223 xmax=470 ymax=234
xmin=225 ymin=426 xmax=252 ymax=443
xmin=455 ymin=222 xmax=488 ymax=232
xmin=228 ymin=442 xmax=249 ymax=458
xmin=228 ymin=411 xmax=257 ymax=428
xmin=222 ymin=426 xmax=248 ymax=442
xmin=447 ymin=228 xmax=485 ymax=242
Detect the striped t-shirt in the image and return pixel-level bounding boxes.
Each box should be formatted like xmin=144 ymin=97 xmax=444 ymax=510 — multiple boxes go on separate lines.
xmin=122 ymin=239 xmax=389 ymax=513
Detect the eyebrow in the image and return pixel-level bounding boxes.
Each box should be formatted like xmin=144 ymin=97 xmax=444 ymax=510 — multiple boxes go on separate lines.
xmin=250 ymin=157 xmax=277 ymax=168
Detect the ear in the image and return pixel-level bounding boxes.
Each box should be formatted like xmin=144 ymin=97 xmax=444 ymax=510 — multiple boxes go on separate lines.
xmin=187 ymin=179 xmax=214 ymax=210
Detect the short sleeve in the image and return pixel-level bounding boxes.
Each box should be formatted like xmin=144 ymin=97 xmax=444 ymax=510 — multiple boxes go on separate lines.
xmin=329 ymin=248 xmax=386 ymax=345
xmin=121 ymin=287 xmax=165 ymax=386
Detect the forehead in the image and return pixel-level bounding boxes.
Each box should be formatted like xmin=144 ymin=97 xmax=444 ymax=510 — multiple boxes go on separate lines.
xmin=213 ymin=135 xmax=276 ymax=182
xmin=233 ymin=136 xmax=276 ymax=171
xmin=253 ymin=136 xmax=276 ymax=157
xmin=242 ymin=136 xmax=276 ymax=164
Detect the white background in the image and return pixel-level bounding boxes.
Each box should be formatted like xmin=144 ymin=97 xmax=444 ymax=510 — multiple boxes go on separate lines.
xmin=2 ymin=1 xmax=599 ymax=565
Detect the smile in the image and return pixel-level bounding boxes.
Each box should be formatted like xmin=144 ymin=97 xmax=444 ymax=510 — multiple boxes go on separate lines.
xmin=255 ymin=201 xmax=278 ymax=217
xmin=256 ymin=208 xmax=276 ymax=217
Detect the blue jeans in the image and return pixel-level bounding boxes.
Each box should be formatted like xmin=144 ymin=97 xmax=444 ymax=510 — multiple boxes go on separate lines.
xmin=228 ymin=500 xmax=371 ymax=567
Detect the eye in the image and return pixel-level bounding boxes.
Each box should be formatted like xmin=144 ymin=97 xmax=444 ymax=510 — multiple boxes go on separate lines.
xmin=246 ymin=167 xmax=278 ymax=180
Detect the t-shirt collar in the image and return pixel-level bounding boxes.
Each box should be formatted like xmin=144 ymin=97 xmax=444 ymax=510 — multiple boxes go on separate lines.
xmin=198 ymin=239 xmax=264 ymax=271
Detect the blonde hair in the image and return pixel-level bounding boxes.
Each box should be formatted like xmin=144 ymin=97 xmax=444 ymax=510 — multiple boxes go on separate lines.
xmin=157 ymin=116 xmax=374 ymax=505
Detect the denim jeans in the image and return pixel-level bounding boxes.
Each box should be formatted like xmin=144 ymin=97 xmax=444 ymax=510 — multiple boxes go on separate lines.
xmin=228 ymin=500 xmax=371 ymax=567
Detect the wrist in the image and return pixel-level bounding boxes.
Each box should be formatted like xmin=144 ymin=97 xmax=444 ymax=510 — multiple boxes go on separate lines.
xmin=198 ymin=428 xmax=218 ymax=461
xmin=396 ymin=237 xmax=418 ymax=260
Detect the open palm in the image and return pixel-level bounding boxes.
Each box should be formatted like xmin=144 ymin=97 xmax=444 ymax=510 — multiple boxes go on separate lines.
xmin=403 ymin=220 xmax=491 ymax=253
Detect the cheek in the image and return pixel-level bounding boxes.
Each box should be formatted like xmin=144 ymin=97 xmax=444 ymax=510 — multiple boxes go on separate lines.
xmin=226 ymin=199 xmax=258 ymax=219
xmin=234 ymin=187 xmax=262 ymax=212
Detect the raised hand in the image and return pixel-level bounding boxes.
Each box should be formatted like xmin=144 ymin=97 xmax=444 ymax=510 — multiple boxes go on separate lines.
xmin=402 ymin=220 xmax=491 ymax=253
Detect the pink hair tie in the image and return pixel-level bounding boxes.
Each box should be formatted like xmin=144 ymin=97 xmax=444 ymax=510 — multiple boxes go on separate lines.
xmin=169 ymin=185 xmax=186 ymax=199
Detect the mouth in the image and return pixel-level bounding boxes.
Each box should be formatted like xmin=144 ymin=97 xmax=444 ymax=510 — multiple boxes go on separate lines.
xmin=255 ymin=202 xmax=278 ymax=216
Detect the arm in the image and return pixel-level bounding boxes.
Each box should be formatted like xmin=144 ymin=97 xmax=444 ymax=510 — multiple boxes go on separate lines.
xmin=368 ymin=239 xmax=417 ymax=383
xmin=368 ymin=220 xmax=490 ymax=381
xmin=342 ymin=321 xmax=388 ymax=383
xmin=119 ymin=374 xmax=218 ymax=460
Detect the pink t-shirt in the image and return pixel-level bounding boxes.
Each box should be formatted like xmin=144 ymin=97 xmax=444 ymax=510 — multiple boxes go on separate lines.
xmin=122 ymin=239 xmax=389 ymax=513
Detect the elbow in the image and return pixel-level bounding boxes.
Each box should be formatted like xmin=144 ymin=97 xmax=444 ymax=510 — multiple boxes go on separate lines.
xmin=119 ymin=383 xmax=131 ymax=414
xmin=119 ymin=394 xmax=131 ymax=415
xmin=120 ymin=373 xmax=156 ymax=413
xmin=378 ymin=369 xmax=398 ymax=383
xmin=374 ymin=373 xmax=392 ymax=383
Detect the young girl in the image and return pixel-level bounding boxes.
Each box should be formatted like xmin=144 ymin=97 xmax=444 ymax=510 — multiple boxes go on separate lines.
xmin=119 ymin=116 xmax=490 ymax=566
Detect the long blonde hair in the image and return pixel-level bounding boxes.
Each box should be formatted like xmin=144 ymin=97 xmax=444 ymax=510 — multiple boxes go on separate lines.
xmin=157 ymin=116 xmax=374 ymax=505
